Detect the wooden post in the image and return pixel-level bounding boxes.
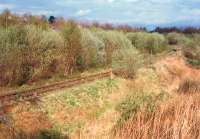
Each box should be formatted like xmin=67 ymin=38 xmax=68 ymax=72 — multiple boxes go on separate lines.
xmin=110 ymin=68 xmax=113 ymax=80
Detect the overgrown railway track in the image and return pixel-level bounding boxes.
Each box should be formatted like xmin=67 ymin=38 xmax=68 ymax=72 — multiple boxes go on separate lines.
xmin=0 ymin=70 xmax=112 ymax=107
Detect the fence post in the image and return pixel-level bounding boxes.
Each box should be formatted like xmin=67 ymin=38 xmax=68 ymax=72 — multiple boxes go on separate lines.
xmin=110 ymin=68 xmax=113 ymax=80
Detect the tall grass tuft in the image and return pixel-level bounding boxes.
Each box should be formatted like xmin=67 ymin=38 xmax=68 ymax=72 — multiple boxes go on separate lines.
xmin=178 ymin=79 xmax=200 ymax=94
xmin=113 ymin=94 xmax=200 ymax=139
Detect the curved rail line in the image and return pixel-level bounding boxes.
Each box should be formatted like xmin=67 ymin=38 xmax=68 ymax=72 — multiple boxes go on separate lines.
xmin=0 ymin=70 xmax=112 ymax=107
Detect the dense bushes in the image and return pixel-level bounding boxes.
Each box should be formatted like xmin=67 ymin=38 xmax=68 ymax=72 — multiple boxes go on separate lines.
xmin=0 ymin=19 xmax=172 ymax=86
xmin=147 ymin=33 xmax=167 ymax=54
xmin=127 ymin=32 xmax=167 ymax=54
xmin=27 ymin=26 xmax=64 ymax=80
xmin=0 ymin=22 xmax=104 ymax=86
xmin=94 ymin=30 xmax=143 ymax=78
xmin=168 ymin=33 xmax=200 ymax=68
xmin=167 ymin=32 xmax=187 ymax=45
xmin=80 ymin=28 xmax=100 ymax=69
xmin=0 ymin=11 xmax=169 ymax=86
xmin=0 ymin=25 xmax=64 ymax=85
xmin=0 ymin=26 xmax=32 ymax=85
xmin=0 ymin=23 xmax=148 ymax=86
xmin=127 ymin=32 xmax=148 ymax=50
xmin=166 ymin=32 xmax=182 ymax=45
xmin=112 ymin=47 xmax=143 ymax=78
xmin=95 ymin=30 xmax=131 ymax=65
xmin=60 ymin=21 xmax=82 ymax=74
xmin=166 ymin=32 xmax=195 ymax=48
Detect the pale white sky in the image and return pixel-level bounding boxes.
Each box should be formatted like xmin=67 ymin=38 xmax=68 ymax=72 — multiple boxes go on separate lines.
xmin=1 ymin=0 xmax=200 ymax=28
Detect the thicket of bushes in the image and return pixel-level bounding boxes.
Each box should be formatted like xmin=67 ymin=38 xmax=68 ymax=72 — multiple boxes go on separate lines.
xmin=0 ymin=25 xmax=64 ymax=86
xmin=166 ymin=32 xmax=200 ymax=50
xmin=166 ymin=32 xmax=193 ymax=47
xmin=2 ymin=19 xmax=200 ymax=87
xmin=127 ymin=32 xmax=167 ymax=54
xmin=2 ymin=11 xmax=192 ymax=87
xmin=94 ymin=30 xmax=144 ymax=78
xmin=0 ymin=21 xmax=146 ymax=86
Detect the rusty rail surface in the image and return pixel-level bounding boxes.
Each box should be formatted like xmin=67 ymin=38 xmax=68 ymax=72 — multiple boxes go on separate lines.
xmin=0 ymin=70 xmax=112 ymax=107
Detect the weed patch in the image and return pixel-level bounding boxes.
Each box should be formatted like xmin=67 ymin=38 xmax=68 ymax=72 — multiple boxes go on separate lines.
xmin=115 ymin=91 xmax=170 ymax=127
xmin=34 ymin=79 xmax=118 ymax=136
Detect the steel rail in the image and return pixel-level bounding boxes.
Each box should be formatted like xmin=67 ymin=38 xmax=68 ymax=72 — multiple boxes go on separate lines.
xmin=0 ymin=70 xmax=112 ymax=107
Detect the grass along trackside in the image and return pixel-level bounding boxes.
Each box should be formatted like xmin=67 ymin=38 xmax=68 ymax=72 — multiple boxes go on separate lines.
xmin=8 ymin=78 xmax=130 ymax=138
xmin=1 ymin=54 xmax=200 ymax=139
xmin=3 ymin=64 xmax=165 ymax=139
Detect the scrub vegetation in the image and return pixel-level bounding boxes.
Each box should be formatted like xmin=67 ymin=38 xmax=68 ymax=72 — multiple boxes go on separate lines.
xmin=1 ymin=10 xmax=200 ymax=139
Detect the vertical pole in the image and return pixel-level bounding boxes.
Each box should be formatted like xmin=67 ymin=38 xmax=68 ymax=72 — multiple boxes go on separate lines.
xmin=110 ymin=68 xmax=113 ymax=80
xmin=6 ymin=15 xmax=7 ymax=32
xmin=110 ymin=68 xmax=113 ymax=94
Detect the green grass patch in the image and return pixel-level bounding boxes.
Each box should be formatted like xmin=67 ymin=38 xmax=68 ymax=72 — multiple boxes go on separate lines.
xmin=36 ymin=79 xmax=118 ymax=135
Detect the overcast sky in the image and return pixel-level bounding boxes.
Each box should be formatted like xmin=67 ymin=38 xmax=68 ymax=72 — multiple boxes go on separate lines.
xmin=0 ymin=0 xmax=200 ymax=27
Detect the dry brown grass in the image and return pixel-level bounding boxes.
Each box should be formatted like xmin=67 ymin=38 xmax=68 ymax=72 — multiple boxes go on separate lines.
xmin=113 ymin=94 xmax=200 ymax=139
xmin=178 ymin=79 xmax=200 ymax=94
xmin=111 ymin=56 xmax=200 ymax=139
